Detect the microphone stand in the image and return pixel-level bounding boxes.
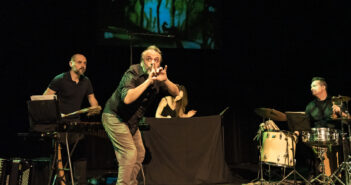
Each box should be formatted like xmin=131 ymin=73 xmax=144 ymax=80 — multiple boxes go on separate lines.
xmin=329 ymin=100 xmax=351 ymax=184
xmin=251 ymin=118 xmax=270 ymax=184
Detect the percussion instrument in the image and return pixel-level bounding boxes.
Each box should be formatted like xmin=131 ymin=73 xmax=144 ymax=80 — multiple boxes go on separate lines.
xmin=254 ymin=108 xmax=288 ymax=122
xmin=301 ymin=127 xmax=340 ymax=146
xmin=261 ymin=130 xmax=296 ymax=167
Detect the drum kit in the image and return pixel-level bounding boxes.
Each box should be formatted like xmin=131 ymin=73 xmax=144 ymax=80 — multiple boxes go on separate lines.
xmin=252 ymin=95 xmax=351 ymax=185
xmin=253 ymin=108 xmax=309 ymax=185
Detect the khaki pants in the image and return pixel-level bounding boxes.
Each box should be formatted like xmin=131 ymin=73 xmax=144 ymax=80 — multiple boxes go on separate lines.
xmin=102 ymin=113 xmax=145 ymax=185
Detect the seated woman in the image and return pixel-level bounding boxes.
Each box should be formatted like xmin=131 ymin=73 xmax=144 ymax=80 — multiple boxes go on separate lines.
xmin=155 ymin=85 xmax=197 ymax=118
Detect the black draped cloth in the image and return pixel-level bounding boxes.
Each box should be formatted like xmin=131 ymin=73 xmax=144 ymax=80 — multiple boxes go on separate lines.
xmin=143 ymin=115 xmax=233 ymax=185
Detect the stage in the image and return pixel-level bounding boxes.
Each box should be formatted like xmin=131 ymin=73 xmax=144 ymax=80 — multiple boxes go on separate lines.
xmin=1 ymin=115 xmax=321 ymax=185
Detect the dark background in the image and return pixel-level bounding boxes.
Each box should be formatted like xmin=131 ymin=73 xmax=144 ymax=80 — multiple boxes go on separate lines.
xmin=1 ymin=0 xmax=351 ymax=171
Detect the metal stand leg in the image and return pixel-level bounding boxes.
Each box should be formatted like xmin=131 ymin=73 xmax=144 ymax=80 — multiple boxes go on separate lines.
xmin=330 ymin=160 xmax=348 ymax=185
xmin=47 ymin=133 xmax=58 ymax=185
xmin=65 ymin=132 xmax=75 ymax=185
xmin=330 ymin=126 xmax=351 ymax=185
xmin=49 ymin=132 xmax=76 ymax=185
xmin=276 ymin=133 xmax=311 ymax=185
xmin=251 ymin=130 xmax=271 ymax=184
xmin=310 ymin=147 xmax=335 ymax=184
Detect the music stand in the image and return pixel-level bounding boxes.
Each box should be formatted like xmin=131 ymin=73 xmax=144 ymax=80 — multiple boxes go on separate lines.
xmin=27 ymin=95 xmax=75 ymax=185
xmin=27 ymin=95 xmax=61 ymax=132
xmin=285 ymin=111 xmax=311 ymax=132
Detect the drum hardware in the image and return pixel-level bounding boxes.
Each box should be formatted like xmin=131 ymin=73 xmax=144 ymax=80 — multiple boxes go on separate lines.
xmin=252 ymin=108 xmax=292 ymax=184
xmin=250 ymin=127 xmax=271 ymax=184
xmin=329 ymin=118 xmax=351 ymax=185
xmin=332 ymin=95 xmax=351 ymax=104
xmin=301 ymin=127 xmax=341 ymax=184
xmin=309 ymin=147 xmax=335 ymax=184
xmin=275 ymin=132 xmax=311 ymax=185
xmin=329 ymin=133 xmax=350 ymax=185
xmin=251 ymin=119 xmax=277 ymax=184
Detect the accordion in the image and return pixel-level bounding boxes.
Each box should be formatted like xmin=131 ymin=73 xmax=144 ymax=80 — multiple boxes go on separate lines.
xmin=0 ymin=158 xmax=32 ymax=185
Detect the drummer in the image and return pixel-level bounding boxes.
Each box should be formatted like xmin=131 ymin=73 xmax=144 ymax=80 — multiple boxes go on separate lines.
xmin=301 ymin=77 xmax=346 ymax=178
xmin=306 ymin=77 xmax=345 ymax=129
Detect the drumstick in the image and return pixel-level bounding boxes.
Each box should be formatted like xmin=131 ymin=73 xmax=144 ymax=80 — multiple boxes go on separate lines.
xmin=61 ymin=106 xmax=101 ymax=118
xmin=272 ymin=122 xmax=280 ymax=130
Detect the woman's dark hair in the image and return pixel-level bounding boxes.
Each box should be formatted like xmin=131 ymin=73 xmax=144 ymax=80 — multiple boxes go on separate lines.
xmin=175 ymin=85 xmax=188 ymax=117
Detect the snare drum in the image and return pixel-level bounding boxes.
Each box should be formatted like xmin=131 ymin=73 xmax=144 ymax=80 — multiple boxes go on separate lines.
xmin=301 ymin=127 xmax=339 ymax=146
xmin=260 ymin=131 xmax=296 ymax=167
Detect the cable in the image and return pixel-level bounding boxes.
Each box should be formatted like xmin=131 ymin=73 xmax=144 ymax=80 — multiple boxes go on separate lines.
xmin=140 ymin=164 xmax=146 ymax=185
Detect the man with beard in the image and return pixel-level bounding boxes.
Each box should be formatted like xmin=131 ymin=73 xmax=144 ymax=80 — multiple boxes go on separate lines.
xmin=44 ymin=53 xmax=100 ymax=119
xmin=102 ymin=45 xmax=179 ymax=185
xmin=44 ymin=53 xmax=101 ymax=185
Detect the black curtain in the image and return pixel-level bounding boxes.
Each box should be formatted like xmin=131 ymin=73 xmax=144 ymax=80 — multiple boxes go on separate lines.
xmin=143 ymin=116 xmax=233 ymax=185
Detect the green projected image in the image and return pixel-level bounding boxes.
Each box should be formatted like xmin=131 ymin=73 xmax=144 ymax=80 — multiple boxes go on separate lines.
xmin=98 ymin=0 xmax=222 ymax=49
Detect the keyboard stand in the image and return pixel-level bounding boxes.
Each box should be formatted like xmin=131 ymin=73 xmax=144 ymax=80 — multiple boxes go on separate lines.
xmin=47 ymin=132 xmax=75 ymax=185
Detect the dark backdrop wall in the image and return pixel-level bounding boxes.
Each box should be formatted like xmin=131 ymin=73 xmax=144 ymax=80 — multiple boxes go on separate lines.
xmin=1 ymin=0 xmax=351 ymax=169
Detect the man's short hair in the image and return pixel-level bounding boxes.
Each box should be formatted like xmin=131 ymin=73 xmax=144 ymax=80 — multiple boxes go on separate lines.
xmin=312 ymin=76 xmax=327 ymax=88
xmin=140 ymin=45 xmax=162 ymax=63
xmin=70 ymin=53 xmax=83 ymax=62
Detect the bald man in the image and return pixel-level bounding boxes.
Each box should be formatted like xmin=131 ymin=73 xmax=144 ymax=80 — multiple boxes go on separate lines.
xmin=44 ymin=53 xmax=100 ymax=120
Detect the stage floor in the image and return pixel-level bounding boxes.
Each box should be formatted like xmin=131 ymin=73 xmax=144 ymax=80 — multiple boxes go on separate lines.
xmin=85 ymin=162 xmax=313 ymax=185
xmin=219 ymin=162 xmax=327 ymax=185
xmin=23 ymin=158 xmax=339 ymax=185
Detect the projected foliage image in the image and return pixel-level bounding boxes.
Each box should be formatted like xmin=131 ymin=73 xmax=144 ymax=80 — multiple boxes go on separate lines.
xmin=98 ymin=0 xmax=222 ymax=49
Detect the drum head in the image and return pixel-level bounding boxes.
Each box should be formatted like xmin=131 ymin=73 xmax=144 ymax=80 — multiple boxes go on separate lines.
xmin=302 ymin=127 xmax=340 ymax=146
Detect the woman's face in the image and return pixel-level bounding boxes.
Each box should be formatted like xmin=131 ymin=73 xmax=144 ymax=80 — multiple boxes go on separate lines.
xmin=174 ymin=90 xmax=184 ymax=101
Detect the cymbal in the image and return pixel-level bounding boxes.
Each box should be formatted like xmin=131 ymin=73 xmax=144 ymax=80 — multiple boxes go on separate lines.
xmin=332 ymin=95 xmax=351 ymax=102
xmin=254 ymin=108 xmax=287 ymax=121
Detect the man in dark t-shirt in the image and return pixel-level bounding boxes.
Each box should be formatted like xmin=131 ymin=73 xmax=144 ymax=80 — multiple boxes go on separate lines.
xmin=44 ymin=53 xmax=100 ymax=119
xmin=303 ymin=77 xmax=345 ymax=178
xmin=43 ymin=53 xmax=101 ymax=185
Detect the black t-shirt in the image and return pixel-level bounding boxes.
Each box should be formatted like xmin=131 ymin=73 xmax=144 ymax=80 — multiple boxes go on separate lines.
xmin=103 ymin=64 xmax=169 ymax=134
xmin=305 ymin=96 xmax=339 ymax=129
xmin=48 ymin=71 xmax=94 ymax=119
